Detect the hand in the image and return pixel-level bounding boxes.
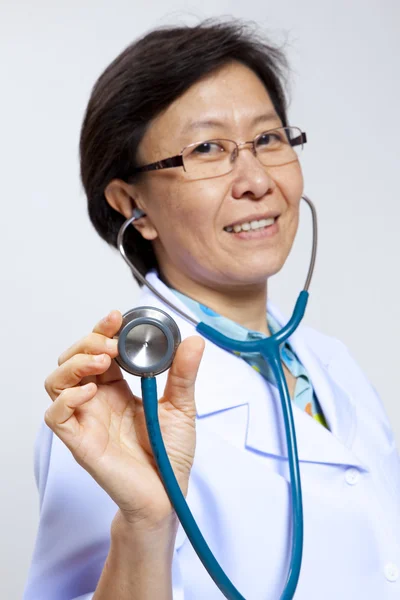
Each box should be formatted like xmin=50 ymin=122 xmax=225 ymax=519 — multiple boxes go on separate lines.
xmin=44 ymin=310 xmax=205 ymax=530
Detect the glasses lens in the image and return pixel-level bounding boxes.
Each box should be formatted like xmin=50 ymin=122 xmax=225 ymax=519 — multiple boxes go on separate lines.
xmin=255 ymin=127 xmax=303 ymax=167
xmin=182 ymin=139 xmax=237 ymax=179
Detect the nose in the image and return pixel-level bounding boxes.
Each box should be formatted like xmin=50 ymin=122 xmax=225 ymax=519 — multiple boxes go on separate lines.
xmin=230 ymin=144 xmax=275 ymax=201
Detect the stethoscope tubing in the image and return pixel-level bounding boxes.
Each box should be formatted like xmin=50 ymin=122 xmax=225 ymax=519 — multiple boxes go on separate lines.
xmin=142 ymin=375 xmax=247 ymax=599
xmin=140 ymin=291 xmax=307 ymax=600
xmin=266 ymin=345 xmax=304 ymax=600
xmin=117 ymin=194 xmax=318 ymax=599
xmin=194 ymin=291 xmax=308 ymax=599
xmin=117 ymin=194 xmax=318 ymax=310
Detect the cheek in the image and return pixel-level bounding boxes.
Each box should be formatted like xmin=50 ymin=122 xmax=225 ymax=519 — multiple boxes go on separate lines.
xmin=278 ymin=162 xmax=304 ymax=206
xmin=145 ymin=177 xmax=218 ymax=245
xmin=170 ymin=176 xmax=221 ymax=219
xmin=283 ymin=197 xmax=301 ymax=249
xmin=274 ymin=164 xmax=303 ymax=246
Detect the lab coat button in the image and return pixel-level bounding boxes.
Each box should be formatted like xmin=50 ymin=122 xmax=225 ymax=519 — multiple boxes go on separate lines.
xmin=384 ymin=563 xmax=399 ymax=582
xmin=345 ymin=467 xmax=360 ymax=485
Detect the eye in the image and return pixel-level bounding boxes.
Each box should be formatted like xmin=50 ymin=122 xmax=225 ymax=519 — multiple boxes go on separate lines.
xmin=190 ymin=141 xmax=225 ymax=156
xmin=256 ymin=131 xmax=282 ymax=147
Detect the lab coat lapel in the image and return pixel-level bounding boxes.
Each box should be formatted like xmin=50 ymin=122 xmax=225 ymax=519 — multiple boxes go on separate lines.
xmin=244 ymin=301 xmax=366 ymax=470
xmin=267 ymin=302 xmax=360 ymax=455
xmin=138 ymin=273 xmax=367 ymax=471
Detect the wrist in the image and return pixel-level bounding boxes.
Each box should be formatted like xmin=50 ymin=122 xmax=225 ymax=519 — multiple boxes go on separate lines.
xmin=93 ymin=510 xmax=176 ymax=600
xmin=111 ymin=509 xmax=179 ymax=556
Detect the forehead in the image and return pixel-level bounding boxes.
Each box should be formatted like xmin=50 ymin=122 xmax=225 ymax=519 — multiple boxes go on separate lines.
xmin=141 ymin=62 xmax=280 ymax=154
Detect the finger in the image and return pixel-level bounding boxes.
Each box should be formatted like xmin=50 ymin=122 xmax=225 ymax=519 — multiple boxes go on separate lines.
xmin=160 ymin=335 xmax=205 ymax=414
xmin=58 ymin=333 xmax=123 ymax=387
xmin=45 ymin=353 xmax=111 ymax=401
xmin=57 ymin=310 xmax=124 ymax=385
xmin=58 ymin=333 xmax=119 ymax=366
xmin=91 ymin=310 xmax=126 ymax=385
xmin=87 ymin=356 xmax=124 ymax=386
xmin=93 ymin=309 xmax=123 ymax=337
xmin=45 ymin=382 xmax=97 ymax=432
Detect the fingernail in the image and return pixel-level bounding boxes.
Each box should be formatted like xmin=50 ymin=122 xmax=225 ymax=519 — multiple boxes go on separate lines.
xmin=105 ymin=338 xmax=118 ymax=350
xmin=82 ymin=382 xmax=95 ymax=392
xmin=93 ymin=354 xmax=106 ymax=362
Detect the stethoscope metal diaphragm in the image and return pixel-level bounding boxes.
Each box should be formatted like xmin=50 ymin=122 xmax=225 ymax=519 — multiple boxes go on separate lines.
xmin=114 ymin=306 xmax=181 ymax=377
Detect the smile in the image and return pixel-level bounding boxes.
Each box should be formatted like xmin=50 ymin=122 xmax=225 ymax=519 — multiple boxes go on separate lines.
xmin=224 ymin=216 xmax=279 ymax=240
xmin=224 ymin=217 xmax=276 ymax=233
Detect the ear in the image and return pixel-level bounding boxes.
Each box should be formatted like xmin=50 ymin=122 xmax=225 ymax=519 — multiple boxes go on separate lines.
xmin=104 ymin=179 xmax=158 ymax=241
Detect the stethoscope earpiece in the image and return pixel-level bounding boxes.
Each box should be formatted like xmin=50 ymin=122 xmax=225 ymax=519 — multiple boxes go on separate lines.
xmin=133 ymin=207 xmax=146 ymax=219
xmin=114 ymin=306 xmax=181 ymax=377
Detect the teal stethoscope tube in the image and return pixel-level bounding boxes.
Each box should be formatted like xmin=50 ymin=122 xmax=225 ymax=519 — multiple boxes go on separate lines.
xmin=141 ymin=291 xmax=308 ymax=600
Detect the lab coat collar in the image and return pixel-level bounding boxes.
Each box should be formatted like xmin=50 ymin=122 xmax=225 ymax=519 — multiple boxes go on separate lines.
xmin=136 ymin=272 xmax=367 ymax=471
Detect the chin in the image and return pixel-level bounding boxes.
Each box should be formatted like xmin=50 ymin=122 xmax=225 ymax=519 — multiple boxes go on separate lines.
xmin=237 ymin=256 xmax=287 ymax=283
xmin=223 ymin=267 xmax=281 ymax=287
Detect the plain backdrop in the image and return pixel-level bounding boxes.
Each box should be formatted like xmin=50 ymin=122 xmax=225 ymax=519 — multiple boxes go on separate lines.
xmin=1 ymin=0 xmax=399 ymax=598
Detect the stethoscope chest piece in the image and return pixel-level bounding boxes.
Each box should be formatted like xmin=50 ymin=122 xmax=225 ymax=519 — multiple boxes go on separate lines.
xmin=114 ymin=306 xmax=181 ymax=377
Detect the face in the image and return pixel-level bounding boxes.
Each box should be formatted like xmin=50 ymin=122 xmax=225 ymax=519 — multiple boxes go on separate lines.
xmin=114 ymin=62 xmax=304 ymax=292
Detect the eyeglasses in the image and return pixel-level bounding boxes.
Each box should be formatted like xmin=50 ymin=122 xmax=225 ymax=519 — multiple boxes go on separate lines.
xmin=130 ymin=126 xmax=307 ymax=181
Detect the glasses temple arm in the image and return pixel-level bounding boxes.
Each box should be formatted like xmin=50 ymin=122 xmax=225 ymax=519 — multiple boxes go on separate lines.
xmin=290 ymin=131 xmax=307 ymax=148
xmin=132 ymin=155 xmax=184 ymax=174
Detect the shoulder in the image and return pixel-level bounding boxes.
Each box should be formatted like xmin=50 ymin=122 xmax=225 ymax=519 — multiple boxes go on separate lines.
xmin=301 ymin=324 xmax=345 ymax=363
xmin=268 ymin=298 xmax=347 ymax=366
xmin=269 ymin=300 xmax=393 ymax=428
xmin=302 ymin=325 xmax=395 ymax=443
xmin=300 ymin=322 xmax=377 ymax=396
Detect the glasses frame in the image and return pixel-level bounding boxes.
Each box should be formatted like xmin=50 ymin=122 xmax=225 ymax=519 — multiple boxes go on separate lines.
xmin=129 ymin=126 xmax=307 ymax=179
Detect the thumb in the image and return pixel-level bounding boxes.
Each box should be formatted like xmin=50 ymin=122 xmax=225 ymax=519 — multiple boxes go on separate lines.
xmin=160 ymin=335 xmax=205 ymax=413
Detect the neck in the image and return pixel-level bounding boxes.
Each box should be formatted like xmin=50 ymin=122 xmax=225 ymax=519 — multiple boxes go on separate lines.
xmin=158 ymin=270 xmax=271 ymax=336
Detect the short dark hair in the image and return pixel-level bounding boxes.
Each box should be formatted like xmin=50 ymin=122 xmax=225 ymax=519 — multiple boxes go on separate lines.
xmin=79 ymin=19 xmax=291 ymax=285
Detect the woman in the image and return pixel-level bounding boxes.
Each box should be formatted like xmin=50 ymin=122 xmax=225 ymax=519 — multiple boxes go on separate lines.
xmin=24 ymin=20 xmax=400 ymax=600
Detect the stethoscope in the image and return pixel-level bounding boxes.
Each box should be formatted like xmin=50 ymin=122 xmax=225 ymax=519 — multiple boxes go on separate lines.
xmin=114 ymin=194 xmax=318 ymax=600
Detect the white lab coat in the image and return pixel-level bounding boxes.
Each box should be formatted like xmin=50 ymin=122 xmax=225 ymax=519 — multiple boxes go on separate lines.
xmin=24 ymin=271 xmax=400 ymax=600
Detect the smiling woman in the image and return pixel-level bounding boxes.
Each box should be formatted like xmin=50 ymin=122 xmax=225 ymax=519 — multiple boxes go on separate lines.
xmin=104 ymin=61 xmax=304 ymax=323
xmin=24 ymin=18 xmax=400 ymax=600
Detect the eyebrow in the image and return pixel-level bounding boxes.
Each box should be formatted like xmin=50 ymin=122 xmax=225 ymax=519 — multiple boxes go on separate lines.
xmin=181 ymin=111 xmax=280 ymax=134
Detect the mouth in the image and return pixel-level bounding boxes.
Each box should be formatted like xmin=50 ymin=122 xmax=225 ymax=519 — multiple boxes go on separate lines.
xmin=223 ymin=213 xmax=280 ymax=234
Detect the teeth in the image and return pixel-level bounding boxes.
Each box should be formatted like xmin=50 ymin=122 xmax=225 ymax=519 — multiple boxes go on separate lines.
xmin=225 ymin=217 xmax=275 ymax=233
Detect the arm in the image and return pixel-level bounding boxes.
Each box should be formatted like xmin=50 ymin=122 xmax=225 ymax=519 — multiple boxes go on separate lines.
xmin=93 ymin=513 xmax=177 ymax=600
xmin=24 ymin=310 xmax=203 ymax=599
xmin=24 ymin=423 xmax=184 ymax=600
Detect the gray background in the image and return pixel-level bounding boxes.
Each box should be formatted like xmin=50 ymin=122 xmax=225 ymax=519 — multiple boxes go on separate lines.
xmin=0 ymin=1 xmax=399 ymax=598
